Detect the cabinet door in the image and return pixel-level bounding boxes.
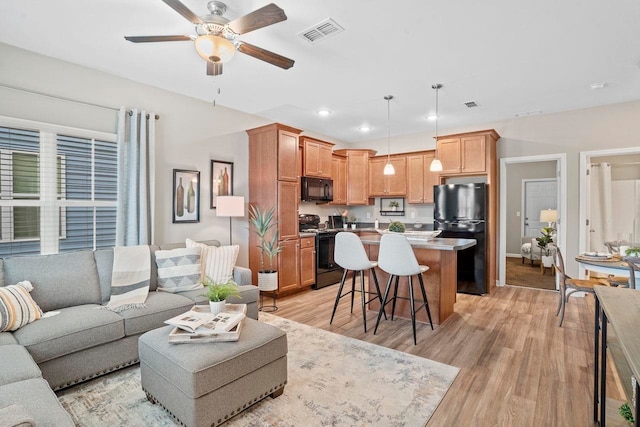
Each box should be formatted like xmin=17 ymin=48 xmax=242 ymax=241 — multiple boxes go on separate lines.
xmin=423 ymin=152 xmax=440 ymax=203
xmin=299 ymin=237 xmax=316 ymax=287
xmin=368 ymin=157 xmax=387 ymax=196
xmin=278 ymin=130 xmax=299 ymax=181
xmin=278 ymin=181 xmax=298 ymax=240
xmin=346 ymin=151 xmax=371 ymax=205
xmin=331 ymin=156 xmax=347 ymax=205
xmin=406 ymin=154 xmax=426 ymax=203
xmin=386 ymin=156 xmax=407 ymax=196
xmin=278 ymin=239 xmax=300 ymax=292
xmin=318 ymin=144 xmax=333 ymax=178
xmin=303 ymin=140 xmax=333 ymax=178
xmin=437 ymin=138 xmax=461 ymax=173
xmin=461 ymin=135 xmax=486 ymax=173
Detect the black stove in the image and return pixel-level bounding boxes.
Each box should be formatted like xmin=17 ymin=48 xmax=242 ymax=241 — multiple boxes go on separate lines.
xmin=299 ymin=214 xmax=343 ymax=289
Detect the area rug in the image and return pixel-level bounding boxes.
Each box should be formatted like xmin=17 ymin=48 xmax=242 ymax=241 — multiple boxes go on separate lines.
xmin=57 ymin=313 xmax=459 ymax=427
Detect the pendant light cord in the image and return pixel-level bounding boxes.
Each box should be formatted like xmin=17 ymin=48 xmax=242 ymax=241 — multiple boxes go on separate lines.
xmin=385 ymin=95 xmax=393 ymax=163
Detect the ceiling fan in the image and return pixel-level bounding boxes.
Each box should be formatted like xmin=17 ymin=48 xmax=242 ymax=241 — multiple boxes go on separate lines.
xmin=124 ymin=0 xmax=295 ymax=76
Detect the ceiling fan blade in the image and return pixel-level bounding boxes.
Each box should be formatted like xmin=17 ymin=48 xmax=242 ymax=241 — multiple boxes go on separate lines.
xmin=238 ymin=42 xmax=294 ymax=69
xmin=228 ymin=3 xmax=287 ymax=35
xmin=207 ymin=61 xmax=223 ymax=76
xmin=161 ymin=0 xmax=203 ymax=24
xmin=124 ymin=35 xmax=193 ymax=43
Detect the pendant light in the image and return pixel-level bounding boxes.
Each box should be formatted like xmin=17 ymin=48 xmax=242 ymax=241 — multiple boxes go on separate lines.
xmin=429 ymin=84 xmax=443 ymax=172
xmin=383 ymin=95 xmax=395 ymax=175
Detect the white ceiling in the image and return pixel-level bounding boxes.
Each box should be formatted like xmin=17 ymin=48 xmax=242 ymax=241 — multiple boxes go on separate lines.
xmin=1 ymin=0 xmax=640 ymax=144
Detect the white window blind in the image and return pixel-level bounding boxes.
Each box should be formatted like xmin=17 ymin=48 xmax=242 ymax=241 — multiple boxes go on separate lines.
xmin=0 ymin=119 xmax=117 ymax=257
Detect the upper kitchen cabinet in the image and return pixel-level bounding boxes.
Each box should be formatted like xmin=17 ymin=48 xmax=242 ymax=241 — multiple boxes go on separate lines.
xmin=407 ymin=151 xmax=440 ymax=204
xmin=334 ymin=149 xmax=376 ymax=206
xmin=436 ymin=130 xmax=499 ymax=175
xmin=331 ymin=154 xmax=347 ymax=205
xmin=301 ymin=136 xmax=333 ymax=179
xmin=368 ymin=155 xmax=407 ymax=196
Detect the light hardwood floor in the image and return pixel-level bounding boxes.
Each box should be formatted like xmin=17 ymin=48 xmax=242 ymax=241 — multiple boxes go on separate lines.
xmin=272 ymin=284 xmax=601 ymax=427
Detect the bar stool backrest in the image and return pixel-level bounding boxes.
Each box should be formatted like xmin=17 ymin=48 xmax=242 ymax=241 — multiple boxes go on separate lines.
xmin=623 ymin=256 xmax=639 ymax=289
xmin=334 ymin=232 xmax=374 ymax=271
xmin=378 ymin=233 xmax=421 ymax=276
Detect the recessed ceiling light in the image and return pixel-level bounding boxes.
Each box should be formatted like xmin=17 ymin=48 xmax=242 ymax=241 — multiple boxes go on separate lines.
xmin=317 ymin=109 xmax=331 ymax=116
xmin=426 ymin=114 xmax=438 ymax=121
xmin=589 ymin=82 xmax=607 ymax=90
xmin=358 ymin=125 xmax=371 ymax=132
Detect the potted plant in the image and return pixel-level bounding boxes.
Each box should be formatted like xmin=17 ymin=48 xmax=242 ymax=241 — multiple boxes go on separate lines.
xmin=389 ymin=200 xmax=399 ymax=211
xmin=248 ymin=204 xmax=282 ymax=291
xmin=202 ymin=276 xmax=240 ymax=314
xmin=625 ymin=247 xmax=640 ymax=257
xmin=388 ymin=221 xmax=406 ymax=233
xmin=536 ymin=227 xmax=554 ymax=268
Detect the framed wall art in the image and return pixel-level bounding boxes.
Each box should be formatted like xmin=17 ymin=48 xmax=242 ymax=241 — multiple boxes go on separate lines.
xmin=173 ymin=169 xmax=200 ymax=223
xmin=210 ymin=160 xmax=233 ymax=208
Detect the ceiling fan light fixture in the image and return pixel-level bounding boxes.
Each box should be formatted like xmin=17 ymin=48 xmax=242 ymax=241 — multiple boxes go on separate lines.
xmin=195 ymin=35 xmax=235 ymax=63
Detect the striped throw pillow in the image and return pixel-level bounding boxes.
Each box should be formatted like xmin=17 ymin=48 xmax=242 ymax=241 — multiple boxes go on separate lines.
xmin=0 ymin=280 xmax=43 ymax=332
xmin=186 ymin=239 xmax=239 ymax=284
xmin=155 ymin=247 xmax=203 ymax=293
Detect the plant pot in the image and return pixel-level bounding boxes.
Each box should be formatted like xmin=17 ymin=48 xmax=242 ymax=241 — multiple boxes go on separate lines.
xmin=258 ymin=271 xmax=278 ymax=292
xmin=209 ymin=300 xmax=226 ymax=315
xmin=541 ymin=255 xmax=553 ymax=268
xmin=390 ymin=206 xmax=397 ymax=211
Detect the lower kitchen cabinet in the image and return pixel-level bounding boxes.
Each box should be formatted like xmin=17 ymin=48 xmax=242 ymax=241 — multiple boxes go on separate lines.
xmin=300 ymin=237 xmax=316 ymax=287
xmin=278 ymin=239 xmax=300 ymax=293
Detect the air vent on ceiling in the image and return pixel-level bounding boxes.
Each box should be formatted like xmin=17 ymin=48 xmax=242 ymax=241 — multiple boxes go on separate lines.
xmin=298 ymin=18 xmax=344 ymax=44
xmin=464 ymin=101 xmax=479 ymax=108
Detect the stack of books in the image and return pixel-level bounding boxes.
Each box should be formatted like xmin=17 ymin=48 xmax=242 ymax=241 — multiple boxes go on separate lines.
xmin=165 ymin=304 xmax=247 ymax=343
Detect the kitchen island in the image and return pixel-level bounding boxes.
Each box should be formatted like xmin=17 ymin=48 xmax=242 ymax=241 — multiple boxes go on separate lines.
xmin=360 ymin=234 xmax=476 ymax=325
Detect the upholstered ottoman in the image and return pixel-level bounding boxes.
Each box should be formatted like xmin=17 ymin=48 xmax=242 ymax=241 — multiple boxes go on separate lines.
xmin=139 ymin=319 xmax=287 ymax=427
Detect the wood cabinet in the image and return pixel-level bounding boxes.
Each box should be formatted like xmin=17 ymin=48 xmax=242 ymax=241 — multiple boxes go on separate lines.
xmin=406 ymin=151 xmax=440 ymax=204
xmin=436 ymin=132 xmax=495 ymax=175
xmin=331 ymin=154 xmax=347 ymax=205
xmin=299 ymin=236 xmax=316 ymax=287
xmin=333 ymin=149 xmax=376 ymax=205
xmin=301 ymin=136 xmax=333 ymax=178
xmin=277 ymin=239 xmax=300 ymax=293
xmin=368 ymin=155 xmax=407 ymax=196
xmin=247 ymin=123 xmax=303 ymax=290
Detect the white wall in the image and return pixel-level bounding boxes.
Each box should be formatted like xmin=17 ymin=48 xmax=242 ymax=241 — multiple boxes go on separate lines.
xmin=2 ymin=42 xmax=640 ymax=276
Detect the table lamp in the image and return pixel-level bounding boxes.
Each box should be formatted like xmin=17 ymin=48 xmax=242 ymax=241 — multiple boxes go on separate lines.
xmin=539 ymin=209 xmax=558 ymax=228
xmin=216 ymin=195 xmax=245 ymax=245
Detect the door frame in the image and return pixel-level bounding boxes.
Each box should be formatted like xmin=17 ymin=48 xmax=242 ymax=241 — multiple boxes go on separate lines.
xmin=499 ymin=153 xmax=567 ymax=287
xmin=578 ymin=146 xmax=640 ymax=277
xmin=521 ymin=178 xmax=558 ymax=239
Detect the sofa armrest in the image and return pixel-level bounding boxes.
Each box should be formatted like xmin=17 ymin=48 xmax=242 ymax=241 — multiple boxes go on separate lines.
xmin=233 ymin=266 xmax=252 ymax=286
xmin=0 ymin=404 xmax=35 ymax=427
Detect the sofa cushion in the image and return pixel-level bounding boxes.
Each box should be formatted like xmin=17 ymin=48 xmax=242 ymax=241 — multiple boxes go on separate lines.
xmin=0 ymin=403 xmax=35 ymax=427
xmin=0 ymin=332 xmax=17 ymax=346
xmin=0 ymin=345 xmax=41 ymax=386
xmin=0 ymin=281 xmax=43 ymax=332
xmin=93 ymin=248 xmax=114 ymax=304
xmin=0 ymin=378 xmax=74 ymax=426
xmin=155 ymin=247 xmax=203 ymax=293
xmin=186 ymin=239 xmax=239 ymax=283
xmin=3 ymin=251 xmax=101 ymax=312
xmin=13 ymin=304 xmax=124 ymax=363
xmin=118 ymin=291 xmax=194 ymax=336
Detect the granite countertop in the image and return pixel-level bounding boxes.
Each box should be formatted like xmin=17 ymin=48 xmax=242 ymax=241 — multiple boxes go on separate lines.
xmin=359 ymin=234 xmax=476 ymax=251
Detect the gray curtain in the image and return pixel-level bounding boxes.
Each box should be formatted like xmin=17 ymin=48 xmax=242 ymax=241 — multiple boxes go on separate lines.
xmin=116 ymin=107 xmax=156 ymax=246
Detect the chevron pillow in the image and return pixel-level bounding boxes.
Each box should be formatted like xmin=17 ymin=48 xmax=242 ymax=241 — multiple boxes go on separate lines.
xmin=155 ymin=247 xmax=203 ymax=293
xmin=0 ymin=280 xmax=43 ymax=332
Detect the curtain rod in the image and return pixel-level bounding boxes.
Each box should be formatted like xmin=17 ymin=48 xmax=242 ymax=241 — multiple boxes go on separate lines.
xmin=0 ymin=82 xmax=159 ymax=119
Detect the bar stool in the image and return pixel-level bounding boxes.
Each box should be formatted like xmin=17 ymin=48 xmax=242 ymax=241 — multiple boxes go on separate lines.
xmin=331 ymin=232 xmax=386 ymax=332
xmin=374 ymin=233 xmax=433 ymax=345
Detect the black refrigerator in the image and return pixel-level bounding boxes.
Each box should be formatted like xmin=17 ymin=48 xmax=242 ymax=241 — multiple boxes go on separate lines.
xmin=434 ymin=183 xmax=487 ymax=295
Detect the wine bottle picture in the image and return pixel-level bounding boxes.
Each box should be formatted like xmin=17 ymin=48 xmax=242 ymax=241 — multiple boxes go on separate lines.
xmin=222 ymin=167 xmax=229 ymax=196
xmin=176 ymin=177 xmax=184 ymax=217
xmin=187 ymin=180 xmax=195 ymax=213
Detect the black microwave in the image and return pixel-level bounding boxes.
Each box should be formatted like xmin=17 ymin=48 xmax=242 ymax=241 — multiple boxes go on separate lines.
xmin=301 ymin=177 xmax=333 ymax=202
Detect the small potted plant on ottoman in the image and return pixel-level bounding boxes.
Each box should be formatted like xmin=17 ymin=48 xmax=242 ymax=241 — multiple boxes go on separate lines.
xmin=203 ymin=276 xmax=240 ymax=314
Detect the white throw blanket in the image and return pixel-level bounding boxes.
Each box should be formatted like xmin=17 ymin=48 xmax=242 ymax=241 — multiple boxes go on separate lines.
xmin=105 ymin=245 xmax=151 ymax=312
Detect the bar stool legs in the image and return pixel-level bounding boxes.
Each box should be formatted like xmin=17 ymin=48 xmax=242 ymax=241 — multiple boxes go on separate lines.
xmin=330 ymin=268 xmax=386 ymax=332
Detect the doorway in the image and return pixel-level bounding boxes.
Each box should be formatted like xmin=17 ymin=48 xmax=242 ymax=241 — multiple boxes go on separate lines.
xmin=499 ymin=154 xmax=567 ymax=289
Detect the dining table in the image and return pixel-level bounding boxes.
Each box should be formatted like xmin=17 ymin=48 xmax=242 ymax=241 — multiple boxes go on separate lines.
xmin=575 ymin=255 xmax=638 ymax=288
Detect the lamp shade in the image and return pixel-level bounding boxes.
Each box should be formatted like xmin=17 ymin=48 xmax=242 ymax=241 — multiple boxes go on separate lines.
xmin=194 ymin=35 xmax=235 ymax=63
xmin=429 ymin=158 xmax=443 ymax=172
xmin=216 ymin=196 xmax=245 ymax=217
xmin=539 ymin=209 xmax=557 ymax=223
xmin=383 ymin=162 xmax=395 ymax=175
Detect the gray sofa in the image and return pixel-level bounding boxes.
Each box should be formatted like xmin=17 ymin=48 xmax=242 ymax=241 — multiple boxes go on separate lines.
xmin=0 ymin=240 xmax=258 ymax=426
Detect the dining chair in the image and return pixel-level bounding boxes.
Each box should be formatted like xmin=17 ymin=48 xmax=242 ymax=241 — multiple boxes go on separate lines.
xmin=374 ymin=233 xmax=433 ymax=345
xmin=623 ymin=256 xmax=639 ymax=289
xmin=554 ymin=248 xmax=609 ymax=326
xmin=331 ymin=232 xmax=386 ymax=332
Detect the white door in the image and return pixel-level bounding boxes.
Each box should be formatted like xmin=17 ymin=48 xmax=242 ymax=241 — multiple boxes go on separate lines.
xmin=523 ymin=179 xmax=558 ymax=238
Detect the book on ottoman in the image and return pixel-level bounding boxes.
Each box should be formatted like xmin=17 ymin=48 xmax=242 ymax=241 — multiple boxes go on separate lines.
xmin=168 ymin=304 xmax=247 ymax=343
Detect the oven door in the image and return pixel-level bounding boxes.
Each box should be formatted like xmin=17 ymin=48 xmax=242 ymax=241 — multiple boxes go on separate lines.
xmin=313 ymin=233 xmax=344 ymax=289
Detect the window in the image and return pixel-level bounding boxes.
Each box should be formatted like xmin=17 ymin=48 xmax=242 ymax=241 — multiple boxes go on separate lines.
xmin=0 ymin=119 xmax=117 ymax=257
